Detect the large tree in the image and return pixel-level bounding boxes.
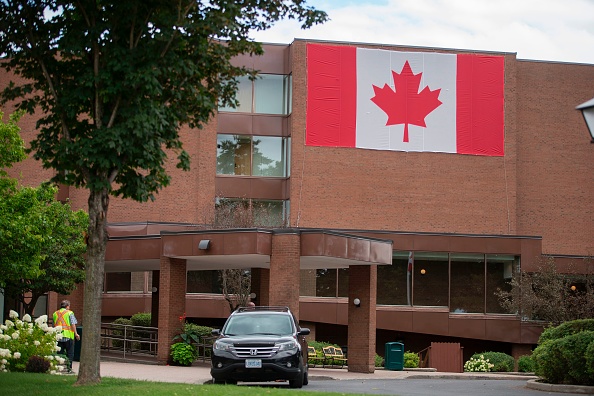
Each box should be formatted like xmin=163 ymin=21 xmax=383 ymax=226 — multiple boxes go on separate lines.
xmin=0 ymin=0 xmax=327 ymax=385
xmin=497 ymin=257 xmax=594 ymax=326
xmin=0 ymin=110 xmax=88 ymax=314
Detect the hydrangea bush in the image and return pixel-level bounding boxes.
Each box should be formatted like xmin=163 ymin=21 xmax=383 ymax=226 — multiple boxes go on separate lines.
xmin=0 ymin=310 xmax=66 ymax=373
xmin=464 ymin=354 xmax=495 ymax=372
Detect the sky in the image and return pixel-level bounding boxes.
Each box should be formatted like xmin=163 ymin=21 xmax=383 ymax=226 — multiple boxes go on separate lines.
xmin=250 ymin=0 xmax=594 ymax=64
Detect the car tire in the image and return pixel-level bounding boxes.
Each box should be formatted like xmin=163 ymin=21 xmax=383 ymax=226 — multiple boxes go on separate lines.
xmin=289 ymin=360 xmax=305 ymax=388
xmin=303 ymin=370 xmax=309 ymax=386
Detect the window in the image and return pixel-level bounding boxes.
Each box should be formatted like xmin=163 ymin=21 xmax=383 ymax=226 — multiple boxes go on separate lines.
xmin=450 ymin=253 xmax=485 ymax=313
xmin=215 ymin=198 xmax=289 ymax=228
xmin=104 ymin=272 xmax=147 ymax=293
xmin=412 ymin=252 xmax=449 ymax=307
xmin=217 ymin=134 xmax=290 ymax=177
xmin=219 ymin=74 xmax=292 ymax=115
xmin=486 ymin=254 xmax=517 ymax=314
xmin=187 ymin=270 xmax=221 ymax=294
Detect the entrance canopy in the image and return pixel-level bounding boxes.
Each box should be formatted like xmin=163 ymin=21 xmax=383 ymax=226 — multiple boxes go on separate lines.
xmin=104 ymin=224 xmax=393 ymax=271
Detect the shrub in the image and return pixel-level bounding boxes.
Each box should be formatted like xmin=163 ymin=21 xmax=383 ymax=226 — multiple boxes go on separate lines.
xmin=404 ymin=351 xmax=419 ymax=368
xmin=533 ymin=330 xmax=594 ymax=385
xmin=0 ymin=310 xmax=66 ymax=373
xmin=131 ymin=312 xmax=152 ymax=350
xmin=26 ymin=355 xmax=51 ymax=373
xmin=184 ymin=323 xmax=213 ymax=342
xmin=374 ymin=354 xmax=384 ymax=367
xmin=538 ymin=319 xmax=594 ymax=344
xmin=170 ymin=342 xmax=198 ymax=366
xmin=464 ymin=355 xmax=494 ymax=372
xmin=517 ymin=355 xmax=535 ymax=373
xmin=111 ymin=317 xmax=133 ymax=349
xmin=470 ymin=352 xmax=514 ymax=372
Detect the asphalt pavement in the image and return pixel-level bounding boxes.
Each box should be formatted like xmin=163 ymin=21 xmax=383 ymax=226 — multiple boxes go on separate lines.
xmin=68 ymin=360 xmax=593 ymax=395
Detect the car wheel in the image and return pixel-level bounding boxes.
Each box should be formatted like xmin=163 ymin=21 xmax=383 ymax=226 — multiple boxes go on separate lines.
xmin=211 ymin=377 xmax=223 ymax=385
xmin=303 ymin=370 xmax=309 ymax=386
xmin=289 ymin=361 xmax=305 ymax=388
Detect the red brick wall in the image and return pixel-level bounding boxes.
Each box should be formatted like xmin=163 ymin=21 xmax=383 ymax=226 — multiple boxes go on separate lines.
xmin=268 ymin=232 xmax=301 ymax=318
xmin=347 ymin=265 xmax=377 ymax=373
xmin=515 ymin=60 xmax=594 ymax=255
xmin=157 ymin=257 xmax=187 ymax=362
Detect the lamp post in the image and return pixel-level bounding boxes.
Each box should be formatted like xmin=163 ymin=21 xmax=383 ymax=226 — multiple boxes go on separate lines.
xmin=576 ymin=97 xmax=594 ymax=143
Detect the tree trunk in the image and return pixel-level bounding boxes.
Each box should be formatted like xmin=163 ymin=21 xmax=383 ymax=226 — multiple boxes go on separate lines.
xmin=75 ymin=188 xmax=109 ymax=385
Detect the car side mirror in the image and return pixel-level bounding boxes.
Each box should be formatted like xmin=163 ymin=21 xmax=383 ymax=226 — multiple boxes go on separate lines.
xmin=211 ymin=329 xmax=220 ymax=336
xmin=298 ymin=328 xmax=310 ymax=336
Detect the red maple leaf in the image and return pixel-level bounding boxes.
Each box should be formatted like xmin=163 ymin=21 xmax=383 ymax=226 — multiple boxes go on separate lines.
xmin=371 ymin=61 xmax=442 ymax=142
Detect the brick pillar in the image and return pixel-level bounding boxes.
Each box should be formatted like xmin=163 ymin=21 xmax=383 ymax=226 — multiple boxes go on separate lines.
xmin=511 ymin=343 xmax=533 ymax=371
xmin=157 ymin=257 xmax=186 ymax=363
xmin=257 ymin=269 xmax=270 ymax=306
xmin=268 ymin=232 xmax=300 ymax=318
xmin=347 ymin=265 xmax=377 ymax=373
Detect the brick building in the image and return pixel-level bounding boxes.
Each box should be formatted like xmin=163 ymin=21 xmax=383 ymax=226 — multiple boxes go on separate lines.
xmin=3 ymin=39 xmax=593 ymax=372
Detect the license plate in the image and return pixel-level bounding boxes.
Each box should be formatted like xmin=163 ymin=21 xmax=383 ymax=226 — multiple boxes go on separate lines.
xmin=245 ymin=359 xmax=262 ymax=368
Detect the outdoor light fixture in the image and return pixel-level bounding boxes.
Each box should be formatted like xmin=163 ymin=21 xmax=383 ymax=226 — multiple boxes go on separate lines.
xmin=353 ymin=298 xmax=361 ymax=307
xmin=151 ymin=286 xmax=158 ymax=293
xmin=420 ymin=269 xmax=426 ymax=275
xmin=576 ymin=97 xmax=594 ymax=143
xmin=198 ymin=239 xmax=211 ymax=250
xmin=571 ymin=285 xmax=577 ymax=291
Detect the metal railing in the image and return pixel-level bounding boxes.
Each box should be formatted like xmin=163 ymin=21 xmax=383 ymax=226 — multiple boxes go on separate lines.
xmin=100 ymin=322 xmax=159 ymax=359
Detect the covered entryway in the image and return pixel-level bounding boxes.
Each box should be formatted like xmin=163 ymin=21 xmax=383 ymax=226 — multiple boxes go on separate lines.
xmin=105 ymin=226 xmax=393 ymax=373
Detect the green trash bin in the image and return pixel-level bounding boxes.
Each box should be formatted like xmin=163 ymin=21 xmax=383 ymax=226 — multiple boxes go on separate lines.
xmin=384 ymin=342 xmax=404 ymax=370
xmin=73 ymin=326 xmax=82 ymax=361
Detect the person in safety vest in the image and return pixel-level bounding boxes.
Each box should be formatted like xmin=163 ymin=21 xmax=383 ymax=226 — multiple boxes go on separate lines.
xmin=53 ymin=300 xmax=80 ymax=373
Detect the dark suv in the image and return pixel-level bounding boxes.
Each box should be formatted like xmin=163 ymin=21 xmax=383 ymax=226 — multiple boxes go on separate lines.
xmin=210 ymin=306 xmax=310 ymax=388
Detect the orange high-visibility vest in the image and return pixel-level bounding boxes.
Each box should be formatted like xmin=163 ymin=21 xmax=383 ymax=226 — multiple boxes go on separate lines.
xmin=53 ymin=309 xmax=74 ymax=339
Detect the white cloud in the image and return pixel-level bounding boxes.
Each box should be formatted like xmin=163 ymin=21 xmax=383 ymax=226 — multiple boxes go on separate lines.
xmin=251 ymin=0 xmax=594 ymax=64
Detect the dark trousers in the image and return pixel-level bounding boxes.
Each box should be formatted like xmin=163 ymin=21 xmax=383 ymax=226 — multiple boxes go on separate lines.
xmin=58 ymin=338 xmax=74 ymax=369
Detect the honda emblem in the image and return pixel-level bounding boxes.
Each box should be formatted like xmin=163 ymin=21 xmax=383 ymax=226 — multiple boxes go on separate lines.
xmin=250 ymin=349 xmax=257 ymax=356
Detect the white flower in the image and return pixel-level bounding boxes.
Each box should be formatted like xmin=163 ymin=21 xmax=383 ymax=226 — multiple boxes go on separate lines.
xmin=11 ymin=332 xmax=19 ymax=340
xmin=56 ymin=357 xmax=65 ymax=364
xmin=46 ymin=355 xmax=54 ymax=361
xmin=4 ymin=320 xmax=14 ymax=328
xmin=1 ymin=359 xmax=6 ymax=364
xmin=22 ymin=314 xmax=32 ymax=322
xmin=13 ymin=352 xmax=21 ymax=359
xmin=55 ymin=345 xmax=61 ymax=352
xmin=54 ymin=325 xmax=63 ymax=332
xmin=35 ymin=315 xmax=48 ymax=326
xmin=34 ymin=340 xmax=41 ymax=346
xmin=9 ymin=310 xmax=18 ymax=319
xmin=40 ymin=323 xmax=49 ymax=332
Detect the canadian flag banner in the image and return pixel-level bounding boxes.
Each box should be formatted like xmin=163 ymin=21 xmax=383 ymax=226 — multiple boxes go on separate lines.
xmin=306 ymin=44 xmax=505 ymax=156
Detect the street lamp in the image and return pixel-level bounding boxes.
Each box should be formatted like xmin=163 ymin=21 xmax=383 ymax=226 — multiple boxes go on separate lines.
xmin=576 ymin=97 xmax=594 ymax=143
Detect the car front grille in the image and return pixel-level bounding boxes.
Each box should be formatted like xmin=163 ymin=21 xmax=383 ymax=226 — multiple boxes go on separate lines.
xmin=232 ymin=345 xmax=279 ymax=358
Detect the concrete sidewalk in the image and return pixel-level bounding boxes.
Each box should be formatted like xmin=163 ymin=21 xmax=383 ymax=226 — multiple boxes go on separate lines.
xmin=70 ymin=360 xmax=538 ymax=385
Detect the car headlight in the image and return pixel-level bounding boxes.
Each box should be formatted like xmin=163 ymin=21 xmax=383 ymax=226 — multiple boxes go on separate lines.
xmin=276 ymin=339 xmax=298 ymax=352
xmin=213 ymin=340 xmax=232 ymax=351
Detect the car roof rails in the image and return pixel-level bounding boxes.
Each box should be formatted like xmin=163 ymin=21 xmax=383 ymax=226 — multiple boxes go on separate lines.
xmin=235 ymin=306 xmax=290 ymax=313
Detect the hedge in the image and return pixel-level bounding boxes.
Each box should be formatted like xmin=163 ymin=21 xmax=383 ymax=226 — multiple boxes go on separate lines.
xmin=470 ymin=352 xmax=514 ymax=372
xmin=538 ymin=319 xmax=594 ymax=344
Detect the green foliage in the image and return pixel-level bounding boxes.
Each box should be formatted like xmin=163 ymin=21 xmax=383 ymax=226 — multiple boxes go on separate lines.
xmin=0 ymin=310 xmax=66 ymax=373
xmin=0 ymin=2 xmax=327 ymax=381
xmin=130 ymin=313 xmax=152 ymax=327
xmin=517 ymin=355 xmax=535 ymax=372
xmin=25 ymin=355 xmax=51 ymax=373
xmin=538 ymin=318 xmax=594 ymax=344
xmin=184 ymin=323 xmax=213 ymax=342
xmin=0 ymin=110 xmax=26 ymax=173
xmin=470 ymin=352 xmax=514 ymax=372
xmin=533 ymin=329 xmax=594 ymax=385
xmin=111 ymin=318 xmax=133 ymax=349
xmin=374 ymin=354 xmax=384 ymax=367
xmin=170 ymin=342 xmax=198 ymax=366
xmin=404 ymin=351 xmax=420 ymax=368
xmin=464 ymin=355 xmax=494 ymax=372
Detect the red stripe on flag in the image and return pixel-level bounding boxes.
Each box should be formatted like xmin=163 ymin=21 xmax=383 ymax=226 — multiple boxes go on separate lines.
xmin=306 ymin=44 xmax=357 ymax=147
xmin=456 ymin=54 xmax=505 ymax=156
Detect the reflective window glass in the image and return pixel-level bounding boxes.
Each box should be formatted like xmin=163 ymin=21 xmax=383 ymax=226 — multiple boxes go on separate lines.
xmin=377 ymin=252 xmax=410 ymax=305
xmin=450 ymin=253 xmax=485 ymax=313
xmin=486 ymin=255 xmax=518 ymax=314
xmin=218 ymin=75 xmax=252 ymax=112
xmin=219 ymin=74 xmax=291 ymax=114
xmin=252 ymin=136 xmax=287 ymax=177
xmin=412 ymin=252 xmax=449 ymax=307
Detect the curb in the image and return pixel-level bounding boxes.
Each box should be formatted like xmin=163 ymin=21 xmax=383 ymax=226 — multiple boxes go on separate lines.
xmin=526 ymin=379 xmax=594 ymax=394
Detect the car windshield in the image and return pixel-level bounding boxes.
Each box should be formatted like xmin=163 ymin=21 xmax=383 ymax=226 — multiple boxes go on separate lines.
xmin=224 ymin=314 xmax=294 ymax=336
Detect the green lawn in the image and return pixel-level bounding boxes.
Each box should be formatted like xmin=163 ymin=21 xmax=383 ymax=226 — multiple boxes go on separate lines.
xmin=0 ymin=372 xmax=359 ymax=395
